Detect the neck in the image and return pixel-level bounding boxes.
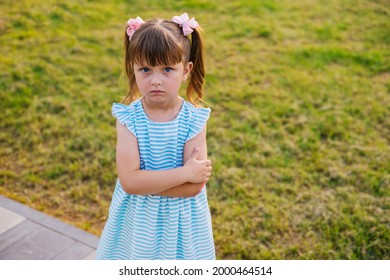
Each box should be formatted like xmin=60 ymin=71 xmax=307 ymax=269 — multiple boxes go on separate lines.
xmin=141 ymin=96 xmax=183 ymax=122
xmin=142 ymin=95 xmax=181 ymax=111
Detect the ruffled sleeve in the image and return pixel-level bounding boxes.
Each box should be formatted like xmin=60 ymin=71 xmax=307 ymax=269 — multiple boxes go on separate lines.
xmin=112 ymin=103 xmax=137 ymax=137
xmin=186 ymin=107 xmax=211 ymax=141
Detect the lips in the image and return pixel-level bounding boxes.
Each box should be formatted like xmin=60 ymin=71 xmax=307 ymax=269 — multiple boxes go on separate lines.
xmin=150 ymin=90 xmax=164 ymax=95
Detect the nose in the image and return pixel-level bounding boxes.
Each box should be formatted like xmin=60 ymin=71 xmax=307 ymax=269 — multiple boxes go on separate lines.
xmin=151 ymin=74 xmax=161 ymax=86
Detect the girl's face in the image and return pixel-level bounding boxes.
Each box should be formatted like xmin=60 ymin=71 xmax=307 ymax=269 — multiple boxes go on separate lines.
xmin=134 ymin=61 xmax=193 ymax=103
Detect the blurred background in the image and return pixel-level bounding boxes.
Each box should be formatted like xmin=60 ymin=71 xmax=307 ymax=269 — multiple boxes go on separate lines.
xmin=0 ymin=0 xmax=389 ymax=259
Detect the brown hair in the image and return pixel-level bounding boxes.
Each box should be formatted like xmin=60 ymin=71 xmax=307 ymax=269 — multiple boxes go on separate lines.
xmin=122 ymin=18 xmax=205 ymax=106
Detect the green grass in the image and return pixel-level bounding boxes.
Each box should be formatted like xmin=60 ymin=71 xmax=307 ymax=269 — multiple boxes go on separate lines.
xmin=1 ymin=0 xmax=389 ymax=259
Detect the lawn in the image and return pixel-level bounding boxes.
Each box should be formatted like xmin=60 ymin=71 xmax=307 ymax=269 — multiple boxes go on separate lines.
xmin=0 ymin=0 xmax=389 ymax=259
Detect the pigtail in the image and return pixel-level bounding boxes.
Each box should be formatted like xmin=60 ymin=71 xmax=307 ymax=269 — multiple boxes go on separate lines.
xmin=121 ymin=27 xmax=139 ymax=105
xmin=187 ymin=27 xmax=205 ymax=106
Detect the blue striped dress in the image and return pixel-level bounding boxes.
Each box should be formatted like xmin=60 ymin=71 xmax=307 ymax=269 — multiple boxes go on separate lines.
xmin=96 ymin=98 xmax=215 ymax=260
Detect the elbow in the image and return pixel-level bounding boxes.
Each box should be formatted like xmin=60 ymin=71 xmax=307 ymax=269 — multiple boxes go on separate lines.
xmin=117 ymin=170 xmax=150 ymax=195
xmin=118 ymin=177 xmax=143 ymax=195
xmin=123 ymin=186 xmax=141 ymax=195
xmin=189 ymin=183 xmax=205 ymax=197
xmin=121 ymin=183 xmax=138 ymax=195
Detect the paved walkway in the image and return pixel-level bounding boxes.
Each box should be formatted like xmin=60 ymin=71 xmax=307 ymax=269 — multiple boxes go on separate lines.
xmin=0 ymin=195 xmax=99 ymax=260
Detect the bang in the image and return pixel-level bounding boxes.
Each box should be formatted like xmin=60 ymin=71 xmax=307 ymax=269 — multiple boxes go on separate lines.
xmin=130 ymin=27 xmax=184 ymax=66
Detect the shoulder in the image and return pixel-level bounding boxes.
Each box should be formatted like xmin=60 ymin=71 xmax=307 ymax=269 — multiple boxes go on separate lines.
xmin=181 ymin=100 xmax=211 ymax=121
xmin=112 ymin=99 xmax=142 ymax=117
xmin=112 ymin=99 xmax=142 ymax=137
xmin=181 ymin=100 xmax=211 ymax=141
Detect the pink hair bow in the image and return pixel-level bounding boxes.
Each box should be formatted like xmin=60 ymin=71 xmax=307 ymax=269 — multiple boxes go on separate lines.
xmin=126 ymin=16 xmax=145 ymax=40
xmin=172 ymin=13 xmax=199 ymax=36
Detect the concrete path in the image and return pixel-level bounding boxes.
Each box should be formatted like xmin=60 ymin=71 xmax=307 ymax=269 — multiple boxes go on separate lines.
xmin=0 ymin=195 xmax=99 ymax=260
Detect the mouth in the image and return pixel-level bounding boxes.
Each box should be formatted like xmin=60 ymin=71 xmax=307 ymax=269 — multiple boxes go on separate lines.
xmin=150 ymin=90 xmax=164 ymax=95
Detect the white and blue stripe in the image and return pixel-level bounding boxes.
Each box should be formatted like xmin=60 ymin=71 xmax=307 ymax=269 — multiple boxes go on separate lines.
xmin=96 ymin=98 xmax=215 ymax=260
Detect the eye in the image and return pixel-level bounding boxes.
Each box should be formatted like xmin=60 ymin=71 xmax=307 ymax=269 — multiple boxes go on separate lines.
xmin=140 ymin=67 xmax=150 ymax=73
xmin=163 ymin=67 xmax=173 ymax=73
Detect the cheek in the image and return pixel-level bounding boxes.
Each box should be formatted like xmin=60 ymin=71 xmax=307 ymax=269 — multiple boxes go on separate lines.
xmin=134 ymin=74 xmax=146 ymax=85
xmin=171 ymin=72 xmax=185 ymax=83
xmin=170 ymin=77 xmax=184 ymax=89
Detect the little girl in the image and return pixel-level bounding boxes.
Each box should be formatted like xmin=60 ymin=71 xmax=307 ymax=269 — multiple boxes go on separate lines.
xmin=96 ymin=13 xmax=215 ymax=260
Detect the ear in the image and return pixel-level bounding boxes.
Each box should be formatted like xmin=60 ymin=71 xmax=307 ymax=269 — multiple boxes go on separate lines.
xmin=182 ymin=62 xmax=193 ymax=82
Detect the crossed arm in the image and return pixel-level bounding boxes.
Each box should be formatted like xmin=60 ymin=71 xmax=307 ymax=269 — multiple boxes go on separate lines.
xmin=115 ymin=120 xmax=212 ymax=198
